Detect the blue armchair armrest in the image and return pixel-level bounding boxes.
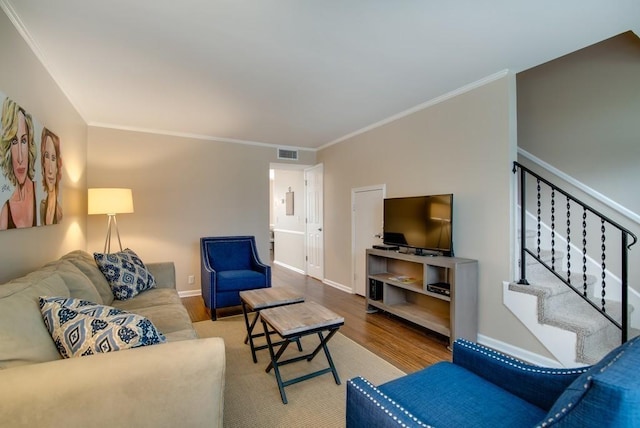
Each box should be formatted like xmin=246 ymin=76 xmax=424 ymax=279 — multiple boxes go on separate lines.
xmin=452 ymin=339 xmax=588 ymax=410
xmin=346 ymin=377 xmax=431 ymax=428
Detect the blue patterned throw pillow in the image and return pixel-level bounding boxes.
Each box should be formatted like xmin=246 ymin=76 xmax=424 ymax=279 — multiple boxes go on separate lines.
xmin=93 ymin=248 xmax=156 ymax=300
xmin=39 ymin=296 xmax=166 ymax=358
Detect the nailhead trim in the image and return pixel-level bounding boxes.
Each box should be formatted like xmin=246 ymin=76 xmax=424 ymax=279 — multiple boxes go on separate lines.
xmin=456 ymin=339 xmax=589 ymax=376
xmin=348 ymin=378 xmax=432 ymax=427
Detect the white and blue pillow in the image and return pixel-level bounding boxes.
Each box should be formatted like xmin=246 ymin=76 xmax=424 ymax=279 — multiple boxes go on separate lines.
xmin=39 ymin=296 xmax=166 ymax=358
xmin=93 ymin=248 xmax=156 ymax=300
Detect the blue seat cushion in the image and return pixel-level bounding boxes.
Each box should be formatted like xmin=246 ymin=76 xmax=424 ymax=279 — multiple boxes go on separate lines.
xmin=217 ymin=270 xmax=268 ymax=292
xmin=378 ymin=361 xmax=546 ymax=427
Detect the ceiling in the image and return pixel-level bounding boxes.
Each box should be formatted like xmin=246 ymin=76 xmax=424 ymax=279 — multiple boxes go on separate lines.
xmin=2 ymin=1 xmax=639 ymax=150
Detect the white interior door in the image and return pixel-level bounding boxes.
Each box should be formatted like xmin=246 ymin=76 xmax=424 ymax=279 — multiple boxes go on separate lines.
xmin=352 ymin=185 xmax=385 ymax=296
xmin=305 ymin=164 xmax=324 ymax=280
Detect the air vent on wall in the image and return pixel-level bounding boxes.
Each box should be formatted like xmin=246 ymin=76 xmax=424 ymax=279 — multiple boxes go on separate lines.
xmin=277 ymin=148 xmax=298 ymax=160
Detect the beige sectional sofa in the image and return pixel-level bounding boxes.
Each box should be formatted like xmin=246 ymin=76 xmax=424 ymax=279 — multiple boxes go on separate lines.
xmin=0 ymin=250 xmax=225 ymax=428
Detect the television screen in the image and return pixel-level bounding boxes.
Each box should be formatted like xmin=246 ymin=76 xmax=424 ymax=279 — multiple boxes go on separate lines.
xmin=383 ymin=194 xmax=453 ymax=256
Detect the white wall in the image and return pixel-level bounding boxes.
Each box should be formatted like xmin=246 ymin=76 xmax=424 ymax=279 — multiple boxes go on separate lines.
xmin=271 ymin=168 xmax=306 ymax=272
xmin=317 ymin=73 xmax=553 ymax=358
xmin=517 ymin=31 xmax=640 ymax=216
xmin=0 ymin=11 xmax=87 ymax=282
xmin=87 ymin=126 xmax=315 ymax=294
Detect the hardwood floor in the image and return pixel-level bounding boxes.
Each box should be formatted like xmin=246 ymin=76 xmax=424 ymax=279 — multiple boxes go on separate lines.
xmin=182 ymin=263 xmax=451 ymax=374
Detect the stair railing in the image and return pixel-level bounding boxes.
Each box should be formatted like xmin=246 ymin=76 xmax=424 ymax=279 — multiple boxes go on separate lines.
xmin=513 ymin=161 xmax=638 ymax=343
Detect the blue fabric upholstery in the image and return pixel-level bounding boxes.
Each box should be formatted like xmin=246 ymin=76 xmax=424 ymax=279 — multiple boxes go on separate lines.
xmin=380 ymin=362 xmax=546 ymax=427
xmin=452 ymin=340 xmax=586 ymax=410
xmin=540 ymin=335 xmax=640 ymax=427
xmin=346 ymin=337 xmax=640 ymax=427
xmin=200 ymin=236 xmax=271 ymax=320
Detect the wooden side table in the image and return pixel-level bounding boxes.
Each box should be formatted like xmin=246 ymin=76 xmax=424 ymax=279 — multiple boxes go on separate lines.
xmin=260 ymin=301 xmax=345 ymax=404
xmin=239 ymin=287 xmax=304 ymax=363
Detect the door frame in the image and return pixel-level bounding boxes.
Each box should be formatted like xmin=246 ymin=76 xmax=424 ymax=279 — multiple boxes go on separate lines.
xmin=351 ymin=184 xmax=386 ymax=294
xmin=304 ymin=163 xmax=324 ymax=280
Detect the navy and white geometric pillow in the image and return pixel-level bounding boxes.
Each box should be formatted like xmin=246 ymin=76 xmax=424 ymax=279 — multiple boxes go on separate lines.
xmin=39 ymin=296 xmax=166 ymax=358
xmin=93 ymin=248 xmax=156 ymax=300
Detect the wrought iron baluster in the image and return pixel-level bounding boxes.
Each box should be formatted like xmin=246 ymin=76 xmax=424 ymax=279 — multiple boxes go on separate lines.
xmin=551 ymin=189 xmax=556 ymax=271
xmin=566 ymin=197 xmax=571 ymax=284
xmin=536 ymin=179 xmax=541 ymax=258
xmin=582 ymin=208 xmax=588 ymax=297
xmin=601 ymin=219 xmax=606 ymax=312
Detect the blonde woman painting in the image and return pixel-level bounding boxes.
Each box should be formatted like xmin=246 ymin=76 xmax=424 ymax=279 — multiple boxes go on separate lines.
xmin=40 ymin=127 xmax=62 ymax=225
xmin=0 ymin=97 xmax=37 ymax=229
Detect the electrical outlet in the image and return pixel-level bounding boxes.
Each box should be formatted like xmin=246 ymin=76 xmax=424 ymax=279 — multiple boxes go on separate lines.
xmin=188 ymin=275 xmax=195 ymax=285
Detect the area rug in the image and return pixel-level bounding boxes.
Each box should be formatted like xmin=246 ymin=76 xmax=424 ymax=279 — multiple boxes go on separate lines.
xmin=194 ymin=316 xmax=405 ymax=428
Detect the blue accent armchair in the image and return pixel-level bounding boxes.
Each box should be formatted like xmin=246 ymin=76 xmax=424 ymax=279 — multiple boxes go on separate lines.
xmin=200 ymin=236 xmax=271 ymax=320
xmin=347 ymin=336 xmax=640 ymax=427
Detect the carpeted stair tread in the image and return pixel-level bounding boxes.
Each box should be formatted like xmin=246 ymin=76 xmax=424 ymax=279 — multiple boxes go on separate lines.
xmin=525 ymin=249 xmax=566 ymax=266
xmin=540 ymin=296 xmax=620 ymax=334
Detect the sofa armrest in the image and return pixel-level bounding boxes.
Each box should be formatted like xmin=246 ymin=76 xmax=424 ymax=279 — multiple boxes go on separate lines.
xmin=0 ymin=338 xmax=225 ymax=428
xmin=346 ymin=377 xmax=429 ymax=428
xmin=452 ymin=339 xmax=588 ymax=410
xmin=147 ymin=261 xmax=176 ymax=289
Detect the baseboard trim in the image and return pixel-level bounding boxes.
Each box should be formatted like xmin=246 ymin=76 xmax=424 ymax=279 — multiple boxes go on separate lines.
xmin=178 ymin=289 xmax=201 ymax=298
xmin=272 ymin=260 xmax=305 ymax=275
xmin=477 ymin=333 xmax=564 ymax=368
xmin=323 ymin=278 xmax=354 ymax=294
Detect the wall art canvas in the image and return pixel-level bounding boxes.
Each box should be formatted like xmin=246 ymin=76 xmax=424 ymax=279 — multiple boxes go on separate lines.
xmin=0 ymin=92 xmax=62 ymax=230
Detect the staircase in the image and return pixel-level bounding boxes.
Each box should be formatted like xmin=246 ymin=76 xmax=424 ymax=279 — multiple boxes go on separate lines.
xmin=509 ymin=246 xmax=622 ymax=365
xmin=509 ymin=162 xmax=638 ymax=367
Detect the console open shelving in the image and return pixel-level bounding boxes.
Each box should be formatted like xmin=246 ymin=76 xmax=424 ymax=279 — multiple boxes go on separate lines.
xmin=366 ymin=248 xmax=478 ymax=344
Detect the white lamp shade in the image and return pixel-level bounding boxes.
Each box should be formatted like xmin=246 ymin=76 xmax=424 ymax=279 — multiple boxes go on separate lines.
xmin=88 ymin=188 xmax=134 ymax=215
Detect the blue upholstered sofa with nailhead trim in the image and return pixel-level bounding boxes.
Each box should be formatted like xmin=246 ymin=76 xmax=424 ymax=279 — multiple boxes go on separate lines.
xmin=346 ymin=337 xmax=640 ymax=427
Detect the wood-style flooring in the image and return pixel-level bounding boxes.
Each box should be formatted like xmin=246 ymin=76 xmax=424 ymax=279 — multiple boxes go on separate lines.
xmin=182 ymin=263 xmax=451 ymax=374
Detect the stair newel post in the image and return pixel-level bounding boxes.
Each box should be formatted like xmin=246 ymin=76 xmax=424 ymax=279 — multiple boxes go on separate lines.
xmin=621 ymin=231 xmax=628 ymax=343
xmin=517 ymin=164 xmax=529 ymax=285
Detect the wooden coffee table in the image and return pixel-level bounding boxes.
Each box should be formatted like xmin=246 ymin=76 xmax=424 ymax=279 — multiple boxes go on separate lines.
xmin=240 ymin=287 xmax=304 ymax=363
xmin=259 ymin=301 xmax=345 ymax=404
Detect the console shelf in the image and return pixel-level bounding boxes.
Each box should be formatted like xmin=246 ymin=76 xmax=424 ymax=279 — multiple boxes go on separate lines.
xmin=366 ymin=248 xmax=478 ymax=344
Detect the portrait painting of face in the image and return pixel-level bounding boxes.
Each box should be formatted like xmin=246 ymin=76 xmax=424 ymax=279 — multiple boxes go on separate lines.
xmin=0 ymin=93 xmax=62 ymax=230
xmin=40 ymin=127 xmax=63 ymax=225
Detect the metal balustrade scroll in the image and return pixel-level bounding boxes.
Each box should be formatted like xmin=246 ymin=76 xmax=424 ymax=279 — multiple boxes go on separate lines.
xmin=513 ymin=162 xmax=638 ymax=343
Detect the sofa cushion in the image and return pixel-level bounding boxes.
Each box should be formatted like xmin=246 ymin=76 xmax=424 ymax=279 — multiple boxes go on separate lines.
xmin=0 ymin=272 xmax=70 ymax=368
xmin=62 ymin=250 xmax=114 ymax=305
xmin=94 ymin=249 xmax=156 ymax=300
xmin=128 ymin=304 xmax=197 ymax=339
xmin=541 ymin=335 xmax=640 ymax=426
xmin=378 ymin=361 xmax=546 ymax=427
xmin=43 ymin=259 xmax=103 ymax=303
xmin=39 ymin=296 xmax=166 ymax=358
xmin=111 ymin=287 xmax=182 ymax=311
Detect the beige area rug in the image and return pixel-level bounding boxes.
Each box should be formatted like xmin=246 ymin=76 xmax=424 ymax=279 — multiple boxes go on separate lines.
xmin=194 ymin=316 xmax=405 ymax=428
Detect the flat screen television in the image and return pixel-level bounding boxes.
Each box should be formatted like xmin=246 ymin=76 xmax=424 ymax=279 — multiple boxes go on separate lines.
xmin=383 ymin=194 xmax=453 ymax=256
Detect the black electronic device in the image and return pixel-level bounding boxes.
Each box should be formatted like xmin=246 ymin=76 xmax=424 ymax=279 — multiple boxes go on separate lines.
xmin=427 ymin=282 xmax=451 ymax=297
xmin=373 ymin=244 xmax=399 ymax=251
xmin=369 ymin=279 xmax=383 ymax=300
xmin=383 ymin=194 xmax=454 ymax=256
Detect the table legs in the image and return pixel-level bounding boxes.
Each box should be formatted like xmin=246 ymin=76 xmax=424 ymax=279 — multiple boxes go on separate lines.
xmin=262 ymin=320 xmax=341 ymax=404
xmin=241 ymin=301 xmax=302 ymax=363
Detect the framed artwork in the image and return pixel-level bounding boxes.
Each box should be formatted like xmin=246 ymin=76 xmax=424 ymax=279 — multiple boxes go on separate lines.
xmin=286 ymin=188 xmax=294 ymax=216
xmin=0 ymin=92 xmax=63 ymax=230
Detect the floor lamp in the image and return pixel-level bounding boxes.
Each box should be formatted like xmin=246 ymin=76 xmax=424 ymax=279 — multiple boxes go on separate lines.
xmin=88 ymin=188 xmax=134 ymax=253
